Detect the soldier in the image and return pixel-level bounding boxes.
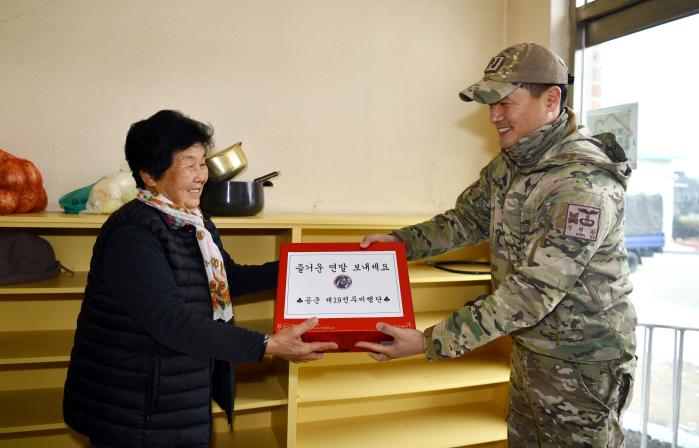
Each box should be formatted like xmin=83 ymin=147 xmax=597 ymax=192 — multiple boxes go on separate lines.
xmin=356 ymin=42 xmax=637 ymax=447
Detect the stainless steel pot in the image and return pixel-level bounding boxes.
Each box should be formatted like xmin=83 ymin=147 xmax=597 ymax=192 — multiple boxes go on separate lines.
xmin=200 ymin=171 xmax=280 ymax=216
xmin=205 ymin=142 xmax=248 ymax=181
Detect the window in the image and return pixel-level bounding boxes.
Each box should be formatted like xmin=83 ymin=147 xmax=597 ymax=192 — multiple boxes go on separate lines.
xmin=574 ymin=4 xmax=699 ymax=447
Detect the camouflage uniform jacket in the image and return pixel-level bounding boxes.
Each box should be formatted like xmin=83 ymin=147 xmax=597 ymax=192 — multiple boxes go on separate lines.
xmin=393 ymin=111 xmax=637 ymax=363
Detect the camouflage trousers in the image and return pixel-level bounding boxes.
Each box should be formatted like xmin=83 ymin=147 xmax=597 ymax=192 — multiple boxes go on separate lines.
xmin=507 ymin=341 xmax=635 ymax=447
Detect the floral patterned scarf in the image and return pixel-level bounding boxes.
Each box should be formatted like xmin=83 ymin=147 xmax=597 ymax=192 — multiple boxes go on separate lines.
xmin=137 ymin=189 xmax=233 ymax=322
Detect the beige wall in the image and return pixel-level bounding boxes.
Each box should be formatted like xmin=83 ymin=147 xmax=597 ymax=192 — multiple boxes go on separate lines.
xmin=0 ymin=0 xmax=566 ymax=215
xmin=506 ymin=0 xmax=571 ymax=65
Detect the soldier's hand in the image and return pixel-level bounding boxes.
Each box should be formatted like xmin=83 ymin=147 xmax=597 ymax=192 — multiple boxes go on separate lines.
xmin=266 ymin=317 xmax=337 ymax=363
xmin=359 ymin=233 xmax=398 ymax=249
xmin=355 ymin=322 xmax=425 ymax=361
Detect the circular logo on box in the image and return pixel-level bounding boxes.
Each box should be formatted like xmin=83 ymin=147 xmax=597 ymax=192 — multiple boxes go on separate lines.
xmin=333 ymin=274 xmax=352 ymax=289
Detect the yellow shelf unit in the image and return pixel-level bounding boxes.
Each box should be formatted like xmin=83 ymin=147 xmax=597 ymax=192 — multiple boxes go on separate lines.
xmin=0 ymin=271 xmax=89 ymax=294
xmin=0 ymin=212 xmax=508 ymax=448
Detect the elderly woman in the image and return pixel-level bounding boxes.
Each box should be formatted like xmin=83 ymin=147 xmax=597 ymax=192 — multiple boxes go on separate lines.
xmin=63 ymin=110 xmax=336 ymax=448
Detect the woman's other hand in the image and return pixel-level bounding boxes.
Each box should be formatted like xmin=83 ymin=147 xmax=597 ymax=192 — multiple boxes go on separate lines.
xmin=266 ymin=317 xmax=337 ymax=363
xmin=359 ymin=233 xmax=398 ymax=249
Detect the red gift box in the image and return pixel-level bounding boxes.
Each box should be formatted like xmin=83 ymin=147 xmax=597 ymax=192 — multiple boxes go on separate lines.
xmin=274 ymin=242 xmax=415 ymax=352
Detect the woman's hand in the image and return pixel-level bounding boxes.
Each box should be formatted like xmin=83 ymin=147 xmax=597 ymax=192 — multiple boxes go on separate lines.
xmin=359 ymin=233 xmax=398 ymax=249
xmin=265 ymin=317 xmax=337 ymax=363
xmin=355 ymin=322 xmax=425 ymax=361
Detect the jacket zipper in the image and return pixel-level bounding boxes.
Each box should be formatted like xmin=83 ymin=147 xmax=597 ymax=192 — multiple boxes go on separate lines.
xmin=146 ymin=353 xmax=160 ymax=423
xmin=500 ymin=162 xmax=519 ymax=268
xmin=554 ymin=311 xmax=561 ymax=346
xmin=527 ymin=203 xmax=552 ymax=266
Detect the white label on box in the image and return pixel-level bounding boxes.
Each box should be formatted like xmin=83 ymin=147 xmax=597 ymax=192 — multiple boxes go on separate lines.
xmin=284 ymin=251 xmax=404 ymax=319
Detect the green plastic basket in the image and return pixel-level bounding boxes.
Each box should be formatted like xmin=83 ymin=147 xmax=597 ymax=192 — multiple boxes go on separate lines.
xmin=58 ymin=183 xmax=96 ymax=214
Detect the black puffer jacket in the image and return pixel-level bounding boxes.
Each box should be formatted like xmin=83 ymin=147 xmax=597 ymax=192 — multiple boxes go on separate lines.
xmin=63 ymin=200 xmax=278 ymax=447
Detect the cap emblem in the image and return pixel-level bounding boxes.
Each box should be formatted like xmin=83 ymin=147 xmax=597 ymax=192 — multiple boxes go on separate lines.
xmin=484 ymin=56 xmax=505 ymax=73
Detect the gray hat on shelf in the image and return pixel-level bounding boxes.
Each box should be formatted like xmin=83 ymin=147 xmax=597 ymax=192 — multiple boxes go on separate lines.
xmin=0 ymin=232 xmax=62 ymax=285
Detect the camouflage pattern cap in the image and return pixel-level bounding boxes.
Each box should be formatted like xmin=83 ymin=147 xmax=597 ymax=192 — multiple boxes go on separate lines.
xmin=460 ymin=42 xmax=569 ymax=104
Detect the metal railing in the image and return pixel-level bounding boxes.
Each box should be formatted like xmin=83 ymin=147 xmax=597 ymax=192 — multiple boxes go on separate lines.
xmin=636 ymin=322 xmax=699 ymax=448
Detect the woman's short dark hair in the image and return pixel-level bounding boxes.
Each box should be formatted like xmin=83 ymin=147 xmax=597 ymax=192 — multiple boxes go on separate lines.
xmin=520 ymin=83 xmax=568 ymax=112
xmin=125 ymin=110 xmax=214 ymax=188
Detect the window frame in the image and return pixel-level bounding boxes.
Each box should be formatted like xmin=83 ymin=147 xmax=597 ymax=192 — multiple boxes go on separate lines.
xmin=574 ymin=0 xmax=699 ymax=49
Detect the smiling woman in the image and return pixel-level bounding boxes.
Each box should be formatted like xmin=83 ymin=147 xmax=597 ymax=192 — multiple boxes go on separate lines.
xmin=61 ymin=109 xmax=336 ymax=448
xmin=140 ymin=144 xmax=208 ymax=211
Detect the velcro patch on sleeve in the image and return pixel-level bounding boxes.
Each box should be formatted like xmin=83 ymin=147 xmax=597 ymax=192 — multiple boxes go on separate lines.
xmin=563 ymin=204 xmax=601 ymax=241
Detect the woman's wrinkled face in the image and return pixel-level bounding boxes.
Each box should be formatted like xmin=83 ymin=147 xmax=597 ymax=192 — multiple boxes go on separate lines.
xmin=144 ymin=144 xmax=208 ymax=211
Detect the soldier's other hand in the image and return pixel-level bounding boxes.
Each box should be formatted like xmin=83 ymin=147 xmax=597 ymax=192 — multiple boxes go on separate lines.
xmin=359 ymin=233 xmax=398 ymax=249
xmin=266 ymin=317 xmax=337 ymax=363
xmin=355 ymin=323 xmax=425 ymax=361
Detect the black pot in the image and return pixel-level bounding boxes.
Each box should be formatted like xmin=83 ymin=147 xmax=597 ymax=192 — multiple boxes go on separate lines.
xmin=200 ymin=172 xmax=278 ymax=216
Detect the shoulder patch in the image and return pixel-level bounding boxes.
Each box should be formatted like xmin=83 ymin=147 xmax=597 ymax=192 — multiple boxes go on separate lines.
xmin=564 ymin=204 xmax=600 ymax=241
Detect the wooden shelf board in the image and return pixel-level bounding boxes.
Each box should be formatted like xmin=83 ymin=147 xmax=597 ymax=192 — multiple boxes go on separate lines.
xmin=0 ymin=388 xmax=65 ymax=434
xmin=0 ymin=320 xmax=271 ymax=366
xmin=0 ymin=212 xmax=107 ymax=228
xmin=0 ymin=212 xmax=429 ymax=230
xmin=211 ymin=427 xmax=280 ymax=447
xmin=0 ymin=271 xmax=88 ymax=295
xmin=297 ymin=351 xmax=509 ymax=403
xmin=408 ymin=263 xmax=490 ymax=284
xmin=0 ymin=330 xmax=74 ymax=365
xmin=215 ymin=214 xmax=430 ymax=229
xmin=0 ymin=264 xmax=490 ymax=295
xmin=0 ymin=373 xmax=287 ymax=434
xmin=297 ymin=401 xmax=506 ymax=448
xmin=214 ymin=373 xmax=287 ymax=412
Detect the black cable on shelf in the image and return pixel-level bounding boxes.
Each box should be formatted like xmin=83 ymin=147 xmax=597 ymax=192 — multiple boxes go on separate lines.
xmin=426 ymin=260 xmax=490 ymax=275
